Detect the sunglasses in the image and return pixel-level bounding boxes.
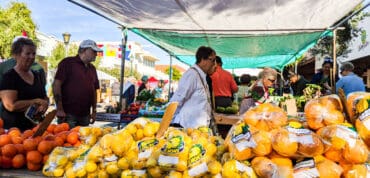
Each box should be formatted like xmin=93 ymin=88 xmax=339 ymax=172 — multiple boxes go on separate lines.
xmin=267 ymin=78 xmax=276 ymax=83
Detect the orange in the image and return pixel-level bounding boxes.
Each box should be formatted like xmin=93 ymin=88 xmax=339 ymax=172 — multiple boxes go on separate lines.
xmin=63 ymin=142 xmax=72 ymax=147
xmin=37 ymin=140 xmax=54 ymax=155
xmin=54 ymin=136 xmax=64 ymax=146
xmin=0 ymin=128 xmax=5 ymax=135
xmin=22 ymin=130 xmax=34 ymax=139
xmin=0 ymin=118 xmax=3 ymax=128
xmin=42 ymin=154 xmax=49 ymax=164
xmin=70 ymin=126 xmax=80 ymax=132
xmin=67 ymin=131 xmax=79 ymax=145
xmin=55 ymin=130 xmax=69 ymax=141
xmin=27 ymin=162 xmax=41 ymax=171
xmin=14 ymin=144 xmax=25 ymax=154
xmin=324 ymin=148 xmax=343 ymax=162
xmin=8 ymin=128 xmax=22 ymax=137
xmin=43 ymin=134 xmax=55 ymax=141
xmin=53 ymin=125 xmax=65 ymax=134
xmin=1 ymin=155 xmax=13 ymax=168
xmin=31 ymin=125 xmax=40 ymax=133
xmin=73 ymin=140 xmax=81 ymax=147
xmin=0 ymin=134 xmax=12 ymax=146
xmin=2 ymin=144 xmax=18 ymax=157
xmin=26 ymin=150 xmax=43 ymax=164
xmin=60 ymin=123 xmax=70 ymax=131
xmin=343 ymin=139 xmax=368 ymax=164
xmin=11 ymin=136 xmax=24 ymax=144
xmin=46 ymin=124 xmax=56 ymax=133
xmin=12 ymin=154 xmax=26 ymax=168
xmin=23 ymin=138 xmax=38 ymax=151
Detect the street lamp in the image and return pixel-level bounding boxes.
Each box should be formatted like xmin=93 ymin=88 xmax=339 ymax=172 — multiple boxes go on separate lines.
xmin=62 ymin=32 xmax=71 ymax=57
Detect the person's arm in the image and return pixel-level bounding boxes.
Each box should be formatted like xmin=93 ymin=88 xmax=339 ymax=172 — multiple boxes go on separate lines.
xmin=1 ymin=90 xmax=48 ymax=112
xmin=53 ymin=79 xmax=66 ymax=118
xmin=230 ymin=75 xmax=239 ymax=93
xmin=90 ymin=70 xmax=99 ymax=124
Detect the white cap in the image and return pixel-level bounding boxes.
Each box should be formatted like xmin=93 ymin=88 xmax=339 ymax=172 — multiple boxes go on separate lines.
xmin=79 ymin=39 xmax=103 ymax=52
xmin=12 ymin=36 xmax=28 ymax=44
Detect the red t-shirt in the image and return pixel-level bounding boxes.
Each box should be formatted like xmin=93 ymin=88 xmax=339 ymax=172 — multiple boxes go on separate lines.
xmin=210 ymin=66 xmax=238 ymax=97
xmin=55 ymin=55 xmax=99 ymax=116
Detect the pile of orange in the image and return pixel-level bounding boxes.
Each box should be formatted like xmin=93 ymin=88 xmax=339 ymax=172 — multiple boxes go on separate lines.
xmin=0 ymin=121 xmax=81 ymax=171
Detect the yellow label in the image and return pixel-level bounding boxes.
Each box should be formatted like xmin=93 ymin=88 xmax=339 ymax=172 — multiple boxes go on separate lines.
xmin=138 ymin=138 xmax=159 ymax=152
xmin=188 ymin=144 xmax=205 ymax=166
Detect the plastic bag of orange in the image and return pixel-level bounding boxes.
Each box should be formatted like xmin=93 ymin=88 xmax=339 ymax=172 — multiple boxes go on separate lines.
xmin=304 ymin=95 xmax=344 ymax=130
xmin=243 ymin=103 xmax=287 ymax=131
xmin=317 ymin=123 xmax=369 ymax=164
xmin=271 ymin=121 xmax=324 ymax=158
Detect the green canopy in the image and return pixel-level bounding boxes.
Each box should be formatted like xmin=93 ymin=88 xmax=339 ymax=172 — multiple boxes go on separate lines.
xmin=132 ymin=29 xmax=331 ymax=70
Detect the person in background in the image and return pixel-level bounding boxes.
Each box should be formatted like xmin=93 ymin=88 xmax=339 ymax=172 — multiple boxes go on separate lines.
xmin=336 ymin=62 xmax=365 ymax=96
xmin=239 ymin=68 xmax=278 ymax=114
xmin=0 ymin=37 xmax=48 ymax=131
xmin=289 ymin=73 xmax=309 ymax=96
xmin=170 ymin=46 xmax=216 ymax=129
xmin=236 ymin=74 xmax=251 ymax=103
xmin=311 ymin=57 xmax=338 ymax=95
xmin=152 ymin=79 xmax=165 ymax=99
xmin=210 ymin=56 xmax=238 ymax=108
xmin=138 ymin=75 xmax=149 ymax=95
xmin=0 ymin=36 xmax=45 ymax=116
xmin=53 ymin=39 xmax=102 ymax=128
xmin=122 ymin=76 xmax=136 ymax=108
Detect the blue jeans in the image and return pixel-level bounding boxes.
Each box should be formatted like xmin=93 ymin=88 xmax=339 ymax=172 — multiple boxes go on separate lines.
xmin=57 ymin=113 xmax=89 ymax=129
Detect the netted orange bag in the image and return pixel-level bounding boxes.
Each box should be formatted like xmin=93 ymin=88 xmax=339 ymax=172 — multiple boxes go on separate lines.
xmin=346 ymin=92 xmax=370 ymax=123
xmin=225 ymin=121 xmax=271 ymax=161
xmin=271 ymin=121 xmax=324 ymax=158
xmin=317 ymin=124 xmax=369 ymax=164
xmin=304 ymin=94 xmax=344 ymax=130
xmin=251 ymin=156 xmax=293 ymax=178
xmin=243 ymin=103 xmax=287 ymax=131
xmin=347 ymin=93 xmax=370 ymax=147
xmin=293 ymin=156 xmax=343 ymax=178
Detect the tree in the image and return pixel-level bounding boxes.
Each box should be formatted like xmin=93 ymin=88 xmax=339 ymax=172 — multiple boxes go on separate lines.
xmin=0 ymin=2 xmax=37 ymax=59
xmin=45 ymin=43 xmax=78 ymax=69
xmin=309 ymin=4 xmax=370 ymax=57
xmin=99 ymin=66 xmax=141 ymax=81
xmin=165 ymin=67 xmax=182 ymax=81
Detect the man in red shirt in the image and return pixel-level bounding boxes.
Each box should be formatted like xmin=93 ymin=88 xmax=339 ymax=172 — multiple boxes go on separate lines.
xmin=211 ymin=56 xmax=238 ymax=108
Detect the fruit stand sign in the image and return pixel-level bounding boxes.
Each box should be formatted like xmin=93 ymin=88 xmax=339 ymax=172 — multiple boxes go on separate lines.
xmin=96 ymin=113 xmax=121 ymax=122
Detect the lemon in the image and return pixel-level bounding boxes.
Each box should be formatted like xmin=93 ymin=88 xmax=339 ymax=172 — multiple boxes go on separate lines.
xmin=146 ymin=157 xmax=157 ymax=168
xmin=136 ymin=129 xmax=144 ymax=140
xmin=176 ymin=160 xmax=187 ymax=172
xmin=76 ymin=169 xmax=87 ymax=177
xmin=117 ymin=157 xmax=129 ymax=169
xmin=91 ymin=127 xmax=103 ymax=137
xmin=57 ymin=156 xmax=68 ymax=166
xmin=222 ymin=160 xmax=237 ymax=177
xmin=167 ymin=171 xmax=183 ymax=178
xmin=106 ymin=163 xmax=119 ymax=175
xmin=331 ymin=136 xmax=346 ymax=150
xmin=65 ymin=168 xmax=75 ymax=178
xmin=143 ymin=123 xmax=157 ymax=137
xmin=79 ymin=127 xmax=91 ymax=136
xmin=148 ymin=166 xmax=162 ymax=178
xmin=126 ymin=124 xmax=137 ymax=135
xmin=98 ymin=170 xmax=109 ymax=178
xmin=85 ymin=161 xmax=98 ymax=173
xmin=208 ymin=160 xmax=222 ymax=175
xmin=206 ymin=143 xmax=217 ymax=157
xmin=53 ymin=168 xmax=64 ymax=177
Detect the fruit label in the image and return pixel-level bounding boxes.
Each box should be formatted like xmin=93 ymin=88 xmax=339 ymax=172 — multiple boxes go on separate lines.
xmin=198 ymin=126 xmax=212 ymax=135
xmin=104 ymin=154 xmax=118 ymax=162
xmin=188 ymin=144 xmax=206 ymax=167
xmin=293 ymin=159 xmax=319 ymax=178
xmin=137 ymin=138 xmax=159 ymax=160
xmin=336 ymin=125 xmax=357 ymax=148
xmin=161 ymin=135 xmax=185 ymax=154
xmin=359 ymin=108 xmax=370 ymax=130
xmin=236 ymin=161 xmax=254 ymax=174
xmin=188 ymin=162 xmax=208 ymax=177
xmin=231 ymin=123 xmax=256 ymax=151
xmin=131 ymin=170 xmax=146 ymax=176
xmin=287 ymin=126 xmax=313 ymax=144
xmin=158 ymin=154 xmax=179 ymax=168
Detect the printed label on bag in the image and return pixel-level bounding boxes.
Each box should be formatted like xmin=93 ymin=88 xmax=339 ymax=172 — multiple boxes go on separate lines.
xmin=231 ymin=123 xmax=256 ymax=151
xmin=188 ymin=144 xmax=206 ymax=166
xmin=293 ymin=159 xmax=319 ymax=178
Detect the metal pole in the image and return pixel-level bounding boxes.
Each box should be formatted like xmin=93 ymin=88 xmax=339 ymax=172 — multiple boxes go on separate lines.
xmin=168 ymin=55 xmax=173 ymax=101
xmin=332 ymin=29 xmax=337 ymax=94
xmin=118 ymin=28 xmax=128 ymax=129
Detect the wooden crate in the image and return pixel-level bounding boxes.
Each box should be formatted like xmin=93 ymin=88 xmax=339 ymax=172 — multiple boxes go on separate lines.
xmin=213 ymin=112 xmax=241 ymax=125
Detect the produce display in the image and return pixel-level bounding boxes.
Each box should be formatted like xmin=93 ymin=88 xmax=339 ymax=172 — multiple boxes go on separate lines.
xmin=216 ymin=103 xmax=239 ymax=114
xmin=1 ymin=92 xmax=370 ymax=177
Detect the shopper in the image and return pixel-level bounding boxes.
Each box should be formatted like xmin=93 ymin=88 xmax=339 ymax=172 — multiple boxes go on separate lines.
xmin=0 ymin=37 xmax=48 ymax=131
xmin=289 ymin=73 xmax=309 ymax=96
xmin=210 ymin=56 xmax=238 ymax=107
xmin=53 ymin=39 xmax=102 ymax=128
xmin=170 ymin=46 xmax=216 ymax=129
xmin=336 ymin=62 xmax=365 ymax=96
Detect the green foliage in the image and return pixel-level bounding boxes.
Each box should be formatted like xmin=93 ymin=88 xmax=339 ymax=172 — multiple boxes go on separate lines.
xmin=45 ymin=43 xmax=78 ymax=69
xmin=309 ymin=4 xmax=370 ymax=57
xmin=165 ymin=67 xmax=182 ymax=81
xmin=0 ymin=2 xmax=37 ymax=59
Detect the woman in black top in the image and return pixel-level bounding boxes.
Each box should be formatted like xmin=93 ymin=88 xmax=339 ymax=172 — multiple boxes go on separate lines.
xmin=0 ymin=37 xmax=48 ymax=131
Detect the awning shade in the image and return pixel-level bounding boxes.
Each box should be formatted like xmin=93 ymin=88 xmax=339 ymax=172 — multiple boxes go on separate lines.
xmin=68 ymin=0 xmax=363 ymax=70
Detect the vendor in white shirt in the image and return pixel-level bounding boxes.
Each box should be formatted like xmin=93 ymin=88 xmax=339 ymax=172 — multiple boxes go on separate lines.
xmin=170 ymin=46 xmax=217 ymax=129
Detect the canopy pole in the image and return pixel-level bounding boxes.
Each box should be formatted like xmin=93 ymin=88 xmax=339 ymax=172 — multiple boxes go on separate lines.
xmin=118 ymin=28 xmax=128 ymax=129
xmin=332 ymin=29 xmax=337 ymax=94
xmin=168 ymin=55 xmax=173 ymax=102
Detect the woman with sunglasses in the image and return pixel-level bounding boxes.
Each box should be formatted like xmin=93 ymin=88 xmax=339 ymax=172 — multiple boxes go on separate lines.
xmin=239 ymin=67 xmax=278 ymax=114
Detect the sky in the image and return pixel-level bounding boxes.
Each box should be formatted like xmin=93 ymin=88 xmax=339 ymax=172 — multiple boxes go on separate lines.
xmin=0 ymin=0 xmax=178 ymax=65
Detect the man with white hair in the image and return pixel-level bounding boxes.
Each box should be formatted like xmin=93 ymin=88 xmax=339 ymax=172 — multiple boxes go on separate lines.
xmin=336 ymin=62 xmax=365 ymax=96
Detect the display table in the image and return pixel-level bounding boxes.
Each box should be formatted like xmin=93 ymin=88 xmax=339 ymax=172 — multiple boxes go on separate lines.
xmin=213 ymin=112 xmax=242 ymax=125
xmin=0 ymin=169 xmax=44 ymax=177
